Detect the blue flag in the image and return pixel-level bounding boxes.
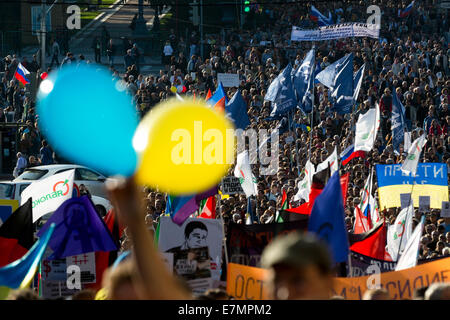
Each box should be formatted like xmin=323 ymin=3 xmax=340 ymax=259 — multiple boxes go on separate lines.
xmin=293 ymin=49 xmax=315 ymax=113
xmin=0 ymin=223 xmax=55 ymax=289
xmin=308 ymin=172 xmax=349 ymax=263
xmin=37 ymin=196 xmax=118 ymax=259
xmin=392 ymin=90 xmax=406 ymax=154
xmin=264 ymin=64 xmax=298 ymax=117
xmin=315 ymin=54 xmax=352 ymax=90
xmin=225 ymin=89 xmax=250 ymax=130
xmin=331 ymin=53 xmax=354 ymax=114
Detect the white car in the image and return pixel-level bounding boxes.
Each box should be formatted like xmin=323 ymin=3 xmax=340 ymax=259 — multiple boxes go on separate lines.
xmin=0 ymin=181 xmax=113 ymax=218
xmin=13 ymin=164 xmax=109 ymax=199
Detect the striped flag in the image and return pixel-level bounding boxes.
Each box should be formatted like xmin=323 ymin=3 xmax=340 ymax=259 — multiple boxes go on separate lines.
xmin=14 ymin=63 xmax=30 ymax=86
xmin=398 ymin=1 xmax=415 ymax=18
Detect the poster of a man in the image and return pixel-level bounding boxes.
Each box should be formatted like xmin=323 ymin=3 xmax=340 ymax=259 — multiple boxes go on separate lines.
xmin=166 ymin=221 xmax=208 ymax=252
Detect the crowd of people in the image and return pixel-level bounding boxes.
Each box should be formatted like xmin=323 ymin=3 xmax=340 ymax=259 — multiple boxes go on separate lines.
xmin=1 ymin=0 xmax=450 ymax=300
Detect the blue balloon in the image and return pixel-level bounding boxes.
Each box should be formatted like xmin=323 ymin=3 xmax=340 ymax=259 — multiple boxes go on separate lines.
xmin=37 ymin=64 xmax=139 ymax=177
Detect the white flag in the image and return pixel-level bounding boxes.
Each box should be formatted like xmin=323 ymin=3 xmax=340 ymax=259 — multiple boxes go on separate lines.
xmin=404 ymin=131 xmax=412 ymax=151
xmin=401 ymin=134 xmax=427 ymax=176
xmin=21 ymin=170 xmax=75 ymax=222
xmin=386 ymin=203 xmax=414 ymax=261
xmin=234 ymin=151 xmax=257 ymax=197
xmin=316 ymin=146 xmax=338 ymax=175
xmin=395 ymin=217 xmax=424 ymax=271
xmin=293 ymin=160 xmax=315 ymax=202
xmin=354 ymin=104 xmax=380 ymax=152
xmin=369 ymin=194 xmax=380 ymax=226
xmin=358 ymin=167 xmax=373 ymax=216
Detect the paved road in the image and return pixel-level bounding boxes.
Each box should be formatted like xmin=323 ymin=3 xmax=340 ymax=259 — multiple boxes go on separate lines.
xmin=24 ymin=0 xmax=164 ymax=75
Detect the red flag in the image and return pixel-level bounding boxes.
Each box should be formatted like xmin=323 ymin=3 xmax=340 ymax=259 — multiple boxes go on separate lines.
xmin=350 ymin=221 xmax=388 ymax=260
xmin=286 ymin=173 xmax=350 ymax=215
xmin=205 ymin=89 xmax=212 ymax=101
xmin=353 ymin=206 xmax=370 ymax=234
xmin=199 ymin=196 xmax=216 ymax=219
xmin=84 ymin=209 xmax=123 ymax=291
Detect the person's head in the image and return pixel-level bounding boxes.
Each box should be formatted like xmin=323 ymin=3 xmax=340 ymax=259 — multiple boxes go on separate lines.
xmin=7 ymin=289 xmax=41 ymax=300
xmin=102 ymin=259 xmax=141 ymax=300
xmin=261 ymin=232 xmax=333 ymax=300
xmin=362 ymin=288 xmax=390 ymax=300
xmin=184 ymin=221 xmax=208 ymax=248
xmin=424 ymin=283 xmax=450 ymax=300
xmin=71 ymin=289 xmax=96 ymax=300
xmin=197 ymin=288 xmax=232 ymax=300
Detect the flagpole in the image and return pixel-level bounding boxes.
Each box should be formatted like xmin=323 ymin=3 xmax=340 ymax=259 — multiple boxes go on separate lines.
xmin=395 ymin=175 xmax=416 ymax=262
xmin=217 ymin=195 xmax=229 ymax=267
xmin=308 ymin=47 xmax=315 ymax=160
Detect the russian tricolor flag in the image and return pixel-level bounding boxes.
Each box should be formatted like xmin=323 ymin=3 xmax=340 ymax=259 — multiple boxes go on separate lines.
xmin=398 ymin=1 xmax=414 ymax=18
xmin=206 ymin=82 xmax=228 ymax=113
xmin=14 ymin=63 xmax=30 ymax=86
xmin=340 ymin=145 xmax=366 ymax=166
xmin=310 ymin=5 xmax=333 ymax=27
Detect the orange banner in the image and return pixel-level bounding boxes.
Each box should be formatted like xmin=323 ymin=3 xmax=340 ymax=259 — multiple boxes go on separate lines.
xmin=333 ymin=257 xmax=450 ymax=300
xmin=227 ymin=258 xmax=450 ymax=300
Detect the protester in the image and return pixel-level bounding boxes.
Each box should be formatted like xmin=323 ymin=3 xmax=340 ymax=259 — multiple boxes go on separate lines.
xmin=260 ymin=232 xmax=334 ymax=300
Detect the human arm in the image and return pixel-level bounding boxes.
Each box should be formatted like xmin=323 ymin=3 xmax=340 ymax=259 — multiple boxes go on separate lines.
xmin=106 ymin=176 xmax=192 ymax=300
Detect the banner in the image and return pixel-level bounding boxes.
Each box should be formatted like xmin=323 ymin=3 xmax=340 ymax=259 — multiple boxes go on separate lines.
xmin=291 ymin=23 xmax=379 ymax=42
xmin=226 ymin=258 xmax=450 ymax=300
xmin=376 ymin=163 xmax=448 ymax=209
xmin=226 ymin=220 xmax=308 ymax=267
xmin=333 ymin=257 xmax=450 ymax=300
xmin=21 ymin=170 xmax=75 ymax=222
xmin=158 ymin=216 xmax=223 ymax=280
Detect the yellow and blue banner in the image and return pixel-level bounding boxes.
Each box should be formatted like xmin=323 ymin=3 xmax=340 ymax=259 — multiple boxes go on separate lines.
xmin=0 ymin=199 xmax=19 ymax=225
xmin=376 ymin=163 xmax=448 ymax=209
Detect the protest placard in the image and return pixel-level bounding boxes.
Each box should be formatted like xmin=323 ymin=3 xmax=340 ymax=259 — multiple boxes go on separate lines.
xmin=221 ymin=176 xmax=245 ymax=195
xmin=217 ymin=73 xmax=240 ymax=87
xmin=419 ymin=196 xmax=431 ymax=213
xmin=66 ymin=252 xmax=96 ymax=284
xmin=441 ymin=201 xmax=450 ymax=218
xmin=158 ymin=216 xmax=223 ymax=281
xmin=400 ymin=193 xmax=412 ymax=209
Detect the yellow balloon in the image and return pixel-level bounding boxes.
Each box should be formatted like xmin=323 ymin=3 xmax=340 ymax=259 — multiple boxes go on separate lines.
xmin=170 ymin=86 xmax=177 ymax=93
xmin=133 ymin=98 xmax=235 ymax=195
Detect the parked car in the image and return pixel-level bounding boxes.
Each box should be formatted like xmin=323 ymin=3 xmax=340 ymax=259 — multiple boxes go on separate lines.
xmin=13 ymin=164 xmax=108 ymax=199
xmin=0 ymin=181 xmax=113 ymax=218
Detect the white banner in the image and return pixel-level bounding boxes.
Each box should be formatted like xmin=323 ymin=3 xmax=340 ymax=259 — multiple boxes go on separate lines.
xmin=291 ymin=23 xmax=379 ymax=42
xmin=21 ymin=169 xmax=75 ymax=222
xmin=158 ymin=216 xmax=223 ymax=281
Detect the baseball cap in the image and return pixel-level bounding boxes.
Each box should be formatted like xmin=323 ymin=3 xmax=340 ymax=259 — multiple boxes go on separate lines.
xmin=261 ymin=232 xmax=332 ymax=275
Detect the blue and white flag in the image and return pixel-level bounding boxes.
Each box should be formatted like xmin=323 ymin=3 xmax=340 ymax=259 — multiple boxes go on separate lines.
xmin=331 ymin=53 xmax=354 ymax=114
xmin=264 ymin=64 xmax=297 ymax=117
xmin=392 ymin=91 xmax=406 ymax=154
xmin=353 ymin=64 xmax=365 ymax=102
xmin=315 ymin=53 xmax=352 ymax=91
xmin=292 ymin=49 xmax=315 ymax=113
